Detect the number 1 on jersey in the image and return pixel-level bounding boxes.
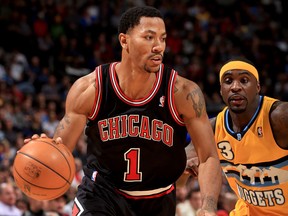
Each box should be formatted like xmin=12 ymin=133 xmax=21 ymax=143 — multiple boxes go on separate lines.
xmin=124 ymin=148 xmax=142 ymax=182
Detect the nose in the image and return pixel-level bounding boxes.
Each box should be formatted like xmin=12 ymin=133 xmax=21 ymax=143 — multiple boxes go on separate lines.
xmin=152 ymin=39 xmax=164 ymax=53
xmin=231 ymin=80 xmax=242 ymax=92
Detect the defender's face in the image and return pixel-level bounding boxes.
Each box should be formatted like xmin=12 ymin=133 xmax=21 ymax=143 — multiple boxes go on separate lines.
xmin=220 ymin=69 xmax=260 ymax=113
xmin=123 ymin=17 xmax=166 ymax=73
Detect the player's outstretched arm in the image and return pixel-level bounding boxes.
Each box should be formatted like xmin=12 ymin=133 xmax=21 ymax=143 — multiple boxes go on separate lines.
xmin=175 ymin=76 xmax=222 ymax=215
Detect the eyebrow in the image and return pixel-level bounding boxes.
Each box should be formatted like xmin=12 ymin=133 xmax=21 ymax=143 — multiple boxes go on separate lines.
xmin=144 ymin=29 xmax=167 ymax=36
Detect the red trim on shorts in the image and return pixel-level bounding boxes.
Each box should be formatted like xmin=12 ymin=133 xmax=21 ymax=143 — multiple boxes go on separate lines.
xmin=115 ymin=184 xmax=175 ymax=200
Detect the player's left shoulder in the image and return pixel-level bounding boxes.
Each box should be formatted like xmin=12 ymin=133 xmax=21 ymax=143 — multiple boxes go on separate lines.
xmin=174 ymin=75 xmax=202 ymax=95
xmin=174 ymin=75 xmax=206 ymax=118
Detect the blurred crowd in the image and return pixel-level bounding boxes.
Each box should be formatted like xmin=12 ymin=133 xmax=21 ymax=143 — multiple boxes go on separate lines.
xmin=0 ymin=0 xmax=288 ymax=215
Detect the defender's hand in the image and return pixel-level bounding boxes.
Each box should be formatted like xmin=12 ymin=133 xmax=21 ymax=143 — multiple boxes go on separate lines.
xmin=186 ymin=156 xmax=199 ymax=177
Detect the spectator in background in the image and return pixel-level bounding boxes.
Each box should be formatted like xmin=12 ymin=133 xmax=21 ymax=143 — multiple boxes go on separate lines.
xmin=22 ymin=197 xmax=49 ymax=216
xmin=175 ymin=187 xmax=202 ymax=216
xmin=71 ymin=157 xmax=84 ymax=188
xmin=40 ymin=74 xmax=61 ymax=102
xmin=72 ymin=133 xmax=87 ymax=165
xmin=0 ymin=164 xmax=14 ymax=184
xmin=24 ymin=111 xmax=44 ymax=137
xmin=8 ymin=49 xmax=29 ymax=84
xmin=2 ymin=118 xmax=18 ymax=147
xmin=43 ymin=194 xmax=69 ymax=216
xmin=175 ymin=186 xmax=194 ymax=216
xmin=176 ymin=186 xmax=189 ymax=204
xmin=62 ymin=186 xmax=78 ymax=216
xmin=41 ymin=110 xmax=59 ymax=137
xmin=217 ymin=192 xmax=237 ymax=216
xmin=188 ymin=188 xmax=202 ymax=215
xmin=15 ymin=197 xmax=29 ymax=214
xmin=93 ymin=32 xmax=115 ymax=64
xmin=0 ymin=139 xmax=16 ymax=167
xmin=0 ymin=182 xmax=22 ymax=216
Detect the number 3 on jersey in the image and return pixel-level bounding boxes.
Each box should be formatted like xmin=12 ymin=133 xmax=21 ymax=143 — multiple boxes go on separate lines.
xmin=124 ymin=148 xmax=142 ymax=182
xmin=217 ymin=141 xmax=234 ymax=160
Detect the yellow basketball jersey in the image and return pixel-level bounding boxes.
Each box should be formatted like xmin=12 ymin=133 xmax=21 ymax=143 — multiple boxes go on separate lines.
xmin=215 ymin=96 xmax=288 ymax=216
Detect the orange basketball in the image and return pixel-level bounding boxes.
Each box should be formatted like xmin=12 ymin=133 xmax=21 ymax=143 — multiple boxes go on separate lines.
xmin=13 ymin=138 xmax=75 ymax=200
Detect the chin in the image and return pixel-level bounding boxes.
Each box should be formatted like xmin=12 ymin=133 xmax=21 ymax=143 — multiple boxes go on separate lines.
xmin=144 ymin=65 xmax=160 ymax=73
xmin=230 ymin=107 xmax=246 ymax=114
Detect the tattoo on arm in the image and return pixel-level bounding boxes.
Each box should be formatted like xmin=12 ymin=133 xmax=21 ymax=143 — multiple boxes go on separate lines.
xmin=174 ymin=85 xmax=178 ymax=93
xmin=186 ymin=87 xmax=205 ymax=117
xmin=54 ymin=115 xmax=70 ymax=136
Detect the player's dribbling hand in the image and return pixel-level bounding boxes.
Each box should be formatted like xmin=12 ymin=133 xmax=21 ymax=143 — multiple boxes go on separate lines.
xmin=23 ymin=133 xmax=63 ymax=145
xmin=23 ymin=133 xmax=48 ymax=144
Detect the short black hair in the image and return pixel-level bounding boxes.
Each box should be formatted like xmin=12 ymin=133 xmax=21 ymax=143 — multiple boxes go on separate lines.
xmin=118 ymin=6 xmax=163 ymax=34
xmin=225 ymin=57 xmax=256 ymax=67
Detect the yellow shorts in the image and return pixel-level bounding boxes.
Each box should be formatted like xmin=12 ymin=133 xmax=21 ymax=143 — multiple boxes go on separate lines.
xmin=229 ymin=199 xmax=249 ymax=216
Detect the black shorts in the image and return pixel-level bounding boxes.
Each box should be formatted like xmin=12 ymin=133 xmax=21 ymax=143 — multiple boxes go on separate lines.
xmin=72 ymin=175 xmax=176 ymax=216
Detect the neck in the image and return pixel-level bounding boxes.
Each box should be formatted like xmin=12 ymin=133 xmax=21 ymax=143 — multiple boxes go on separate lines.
xmin=115 ymin=62 xmax=157 ymax=99
xmin=229 ymin=95 xmax=261 ymax=132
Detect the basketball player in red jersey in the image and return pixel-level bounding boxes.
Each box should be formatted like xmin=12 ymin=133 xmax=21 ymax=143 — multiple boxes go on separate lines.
xmin=25 ymin=6 xmax=221 ymax=216
xmin=187 ymin=58 xmax=288 ymax=215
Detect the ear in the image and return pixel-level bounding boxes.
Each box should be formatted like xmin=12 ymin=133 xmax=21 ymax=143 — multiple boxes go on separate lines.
xmin=256 ymin=81 xmax=261 ymax=94
xmin=119 ymin=33 xmax=128 ymax=50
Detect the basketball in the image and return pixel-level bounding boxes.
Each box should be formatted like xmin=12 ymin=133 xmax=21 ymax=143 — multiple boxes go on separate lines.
xmin=13 ymin=138 xmax=75 ymax=201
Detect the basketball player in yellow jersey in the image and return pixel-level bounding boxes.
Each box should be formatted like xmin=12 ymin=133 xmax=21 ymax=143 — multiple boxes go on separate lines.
xmin=209 ymin=58 xmax=288 ymax=215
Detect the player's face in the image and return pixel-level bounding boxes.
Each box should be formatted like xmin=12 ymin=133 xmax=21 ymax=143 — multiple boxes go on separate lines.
xmin=125 ymin=17 xmax=166 ymax=73
xmin=220 ymin=69 xmax=260 ymax=113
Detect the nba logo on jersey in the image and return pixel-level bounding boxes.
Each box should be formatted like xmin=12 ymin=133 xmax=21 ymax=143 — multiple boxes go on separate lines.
xmin=257 ymin=126 xmax=263 ymax=137
xmin=91 ymin=171 xmax=98 ymax=181
xmin=237 ymin=133 xmax=241 ymax=140
xmin=159 ymin=96 xmax=165 ymax=107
